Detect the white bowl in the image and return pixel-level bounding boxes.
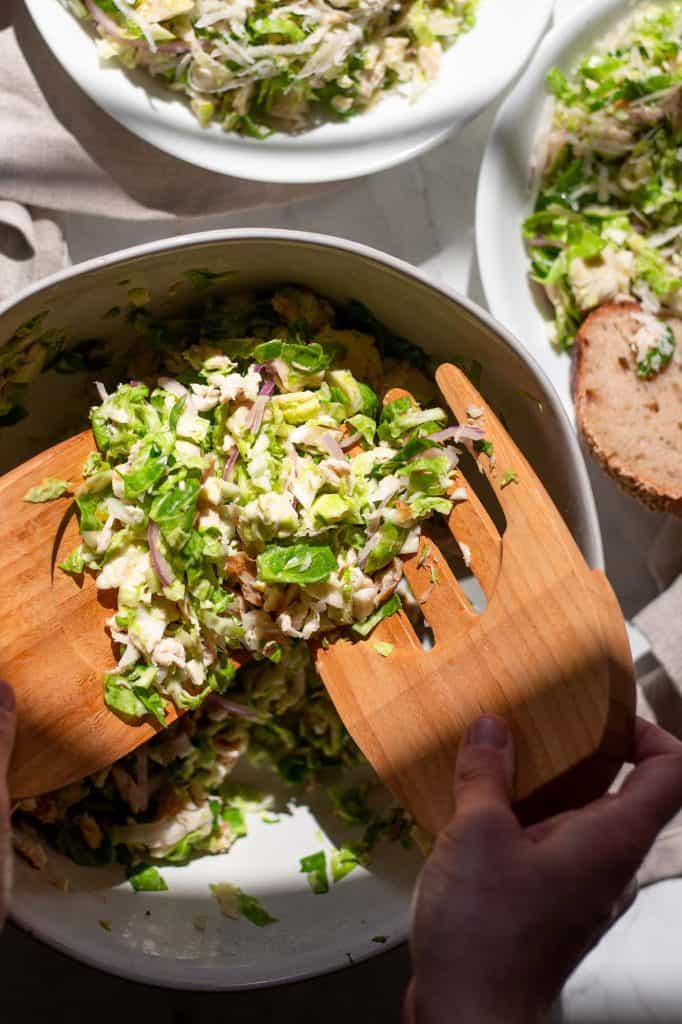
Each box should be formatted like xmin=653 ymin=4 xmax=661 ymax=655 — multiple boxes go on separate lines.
xmin=0 ymin=229 xmax=602 ymax=989
xmin=25 ymin=0 xmax=552 ymax=184
xmin=476 ymin=0 xmax=631 ymax=419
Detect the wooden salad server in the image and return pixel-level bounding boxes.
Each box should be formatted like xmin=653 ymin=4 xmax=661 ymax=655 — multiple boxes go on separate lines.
xmin=317 ymin=365 xmax=635 ymax=836
xmin=0 ymin=432 xmax=246 ymax=799
xmin=0 ymin=365 xmax=634 ymax=827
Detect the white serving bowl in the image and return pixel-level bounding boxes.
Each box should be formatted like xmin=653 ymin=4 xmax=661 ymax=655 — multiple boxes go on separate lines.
xmin=25 ymin=0 xmax=552 ymax=183
xmin=0 ymin=229 xmax=601 ymax=990
xmin=476 ymin=0 xmax=633 ymax=419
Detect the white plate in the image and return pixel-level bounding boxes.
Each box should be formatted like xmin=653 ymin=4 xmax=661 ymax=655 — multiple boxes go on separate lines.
xmin=2 ymin=229 xmax=602 ymax=990
xmin=25 ymin=0 xmax=552 ymax=184
xmin=476 ymin=0 xmax=634 ymax=419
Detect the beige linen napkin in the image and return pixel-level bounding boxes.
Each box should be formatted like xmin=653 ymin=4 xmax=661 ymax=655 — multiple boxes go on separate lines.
xmin=634 ymin=517 xmax=682 ymax=886
xmin=0 ymin=0 xmax=336 ymax=303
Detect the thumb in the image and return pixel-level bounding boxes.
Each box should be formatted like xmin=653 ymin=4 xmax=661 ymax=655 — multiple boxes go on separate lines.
xmin=0 ymin=681 xmax=16 ymax=780
xmin=453 ymin=715 xmax=516 ymax=824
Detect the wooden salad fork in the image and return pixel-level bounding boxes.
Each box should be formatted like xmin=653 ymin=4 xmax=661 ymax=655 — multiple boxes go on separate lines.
xmin=317 ymin=364 xmax=635 ymax=837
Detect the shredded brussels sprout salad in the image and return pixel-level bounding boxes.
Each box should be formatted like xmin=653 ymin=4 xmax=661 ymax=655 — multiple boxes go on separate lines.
xmin=14 ymin=286 xmax=489 ymax=891
xmin=524 ymin=2 xmax=682 ymax=375
xmin=64 ymin=0 xmax=477 ymax=136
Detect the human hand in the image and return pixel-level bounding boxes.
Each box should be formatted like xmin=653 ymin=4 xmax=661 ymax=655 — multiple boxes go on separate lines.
xmin=0 ymin=681 xmax=16 ymax=931
xmin=406 ymin=715 xmax=682 ymax=1024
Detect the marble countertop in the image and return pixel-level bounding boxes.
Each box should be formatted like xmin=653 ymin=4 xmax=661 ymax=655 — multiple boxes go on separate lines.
xmin=3 ymin=0 xmax=680 ymax=1020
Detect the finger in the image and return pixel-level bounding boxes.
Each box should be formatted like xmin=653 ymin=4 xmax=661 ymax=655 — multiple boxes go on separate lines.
xmin=453 ymin=715 xmax=517 ymax=825
xmin=627 ymin=716 xmax=682 ymax=764
xmin=612 ymin=876 xmax=639 ymax=921
xmin=0 ymin=681 xmax=16 ymax=778
xmin=540 ymin=719 xmax=682 ymax=876
xmin=403 ymin=979 xmax=417 ymax=1024
xmin=604 ymin=718 xmax=682 ymax=840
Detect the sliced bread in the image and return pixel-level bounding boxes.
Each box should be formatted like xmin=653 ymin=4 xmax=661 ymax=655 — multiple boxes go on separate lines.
xmin=573 ymin=301 xmax=682 ymax=515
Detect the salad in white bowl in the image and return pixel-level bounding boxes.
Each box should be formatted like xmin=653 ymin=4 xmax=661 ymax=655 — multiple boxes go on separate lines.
xmin=1 ymin=229 xmax=601 ymax=990
xmin=14 ymin=284 xmax=477 ymax=890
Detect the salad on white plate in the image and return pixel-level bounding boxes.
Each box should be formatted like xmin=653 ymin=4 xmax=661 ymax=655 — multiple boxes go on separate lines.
xmin=25 ymin=0 xmax=554 ymax=182
xmin=477 ymin=0 xmax=682 ymax=412
xmin=523 ymin=0 xmax=682 ymax=371
xmin=66 ymin=0 xmax=477 ymax=136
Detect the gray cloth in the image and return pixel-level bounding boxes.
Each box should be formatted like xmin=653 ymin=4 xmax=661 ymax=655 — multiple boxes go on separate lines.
xmin=0 ymin=0 xmax=336 ymax=302
xmin=635 ymin=517 xmax=682 ymax=886
xmin=637 ymin=576 xmax=682 ymax=695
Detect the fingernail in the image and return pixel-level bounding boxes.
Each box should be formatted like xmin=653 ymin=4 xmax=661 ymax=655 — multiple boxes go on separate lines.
xmin=0 ymin=681 xmax=15 ymax=712
xmin=466 ymin=715 xmax=509 ymax=750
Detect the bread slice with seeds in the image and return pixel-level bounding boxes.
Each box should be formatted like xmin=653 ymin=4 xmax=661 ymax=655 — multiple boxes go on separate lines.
xmin=573 ymin=301 xmax=682 ymax=515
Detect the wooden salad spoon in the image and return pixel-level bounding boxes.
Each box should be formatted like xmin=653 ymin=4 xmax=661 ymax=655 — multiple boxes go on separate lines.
xmin=0 ymin=365 xmax=635 ymax=831
xmin=317 ymin=365 xmax=635 ymax=835
xmin=0 ymin=433 xmax=247 ymax=799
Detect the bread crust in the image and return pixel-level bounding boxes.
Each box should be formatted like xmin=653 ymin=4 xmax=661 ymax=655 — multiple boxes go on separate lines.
xmin=573 ymin=301 xmax=682 ymax=516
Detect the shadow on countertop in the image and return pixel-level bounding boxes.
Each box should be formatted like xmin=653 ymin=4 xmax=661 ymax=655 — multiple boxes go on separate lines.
xmin=1 ymin=922 xmax=410 ymax=1022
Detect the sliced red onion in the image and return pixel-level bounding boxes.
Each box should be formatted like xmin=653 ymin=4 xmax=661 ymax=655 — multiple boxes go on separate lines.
xmin=528 ymin=236 xmax=566 ymax=249
xmin=367 ymin=511 xmax=381 ymax=534
xmin=428 ymin=427 xmax=458 ymax=443
xmin=204 ymin=693 xmax=262 ymax=721
xmin=267 ymin=357 xmax=290 ymax=388
xmin=248 ymin=395 xmax=268 ymax=435
xmin=85 ymin=0 xmax=188 ymax=52
xmin=85 ymin=0 xmax=129 ymax=39
xmin=443 ymin=446 xmax=460 ymax=469
xmin=158 ymin=376 xmax=188 ymax=398
xmin=222 ymin=448 xmax=239 ymax=481
xmin=458 ymin=424 xmax=487 ymax=441
xmin=368 ymin=485 xmax=401 ymax=533
xmin=320 ymin=432 xmax=346 ymax=460
xmin=430 ymin=424 xmax=486 ymax=443
xmin=340 ymin=432 xmax=361 ymax=450
xmin=252 ymin=362 xmax=278 ymax=396
xmin=358 ymin=532 xmax=381 ymax=570
xmin=147 ymin=521 xmax=175 ymax=587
